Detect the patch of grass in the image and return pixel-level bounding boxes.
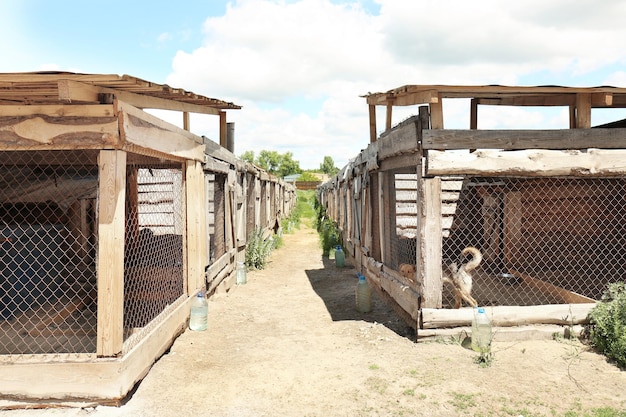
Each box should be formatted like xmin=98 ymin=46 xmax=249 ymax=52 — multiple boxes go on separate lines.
xmin=364 ymin=376 xmax=388 ymax=395
xmin=474 ymin=350 xmax=494 ymax=368
xmin=449 ymin=392 xmax=477 ymax=411
xmin=402 ymin=389 xmax=415 ymax=396
xmin=368 ymin=364 xmax=380 ymax=370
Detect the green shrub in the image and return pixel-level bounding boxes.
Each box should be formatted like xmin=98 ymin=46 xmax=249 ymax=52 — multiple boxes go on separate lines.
xmin=588 ymin=282 xmax=626 ymax=368
xmin=314 ymin=200 xmax=340 ymax=256
xmin=245 ymin=227 xmax=276 ymax=270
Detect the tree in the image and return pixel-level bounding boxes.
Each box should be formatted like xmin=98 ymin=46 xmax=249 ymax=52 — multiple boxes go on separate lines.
xmin=240 ymin=150 xmax=255 ymax=164
xmin=320 ymin=156 xmax=339 ymax=176
xmin=240 ymin=150 xmax=302 ymax=178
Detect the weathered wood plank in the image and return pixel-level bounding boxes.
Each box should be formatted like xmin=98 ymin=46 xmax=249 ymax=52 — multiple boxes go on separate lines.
xmin=421 ymin=303 xmax=596 ymax=329
xmin=0 ymin=112 xmax=119 ymax=149
xmin=420 ymin=178 xmax=442 ymax=308
xmin=116 ymin=100 xmax=205 ymax=161
xmin=423 ymin=128 xmax=626 ymax=150
xmin=427 ymin=148 xmax=626 ymax=177
xmin=510 ymin=270 xmax=596 ymax=304
xmin=97 ymin=150 xmax=126 ymax=357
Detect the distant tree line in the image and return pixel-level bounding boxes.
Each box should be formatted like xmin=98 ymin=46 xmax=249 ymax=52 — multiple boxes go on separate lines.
xmin=240 ymin=150 xmax=339 ymax=178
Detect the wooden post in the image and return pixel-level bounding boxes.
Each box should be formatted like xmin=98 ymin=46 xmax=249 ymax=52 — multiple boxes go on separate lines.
xmin=369 ymin=104 xmax=377 ymax=143
xmin=183 ymin=111 xmax=190 ymax=131
xmin=470 ymin=98 xmax=478 ymax=130
xmin=386 ymin=101 xmax=393 ymax=131
xmin=419 ymin=177 xmax=442 ymax=309
xmin=378 ymin=172 xmax=387 ymax=264
xmin=219 ymin=111 xmax=227 ymax=148
xmin=186 ymin=160 xmax=207 ymax=294
xmin=575 ymin=93 xmax=592 ymax=128
xmin=429 ymin=94 xmax=444 ymax=129
xmin=97 ymin=150 xmax=126 ymax=357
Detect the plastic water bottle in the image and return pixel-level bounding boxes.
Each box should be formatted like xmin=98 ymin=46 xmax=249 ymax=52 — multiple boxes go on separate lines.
xmin=355 ymin=274 xmax=371 ymax=313
xmin=189 ymin=292 xmax=208 ymax=331
xmin=471 ymin=307 xmax=492 ymax=353
xmin=335 ymin=245 xmax=345 ymax=268
xmin=236 ymin=261 xmax=247 ymax=285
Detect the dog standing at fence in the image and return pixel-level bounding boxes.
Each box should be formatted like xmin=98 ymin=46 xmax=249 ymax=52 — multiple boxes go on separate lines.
xmin=399 ymin=246 xmax=482 ymax=309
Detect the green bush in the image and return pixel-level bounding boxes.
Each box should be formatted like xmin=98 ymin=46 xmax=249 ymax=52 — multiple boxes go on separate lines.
xmin=245 ymin=227 xmax=276 ymax=270
xmin=588 ymin=282 xmax=626 ymax=368
xmin=314 ymin=200 xmax=340 ymax=256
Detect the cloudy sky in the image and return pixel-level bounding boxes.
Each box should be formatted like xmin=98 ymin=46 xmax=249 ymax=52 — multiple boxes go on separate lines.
xmin=2 ymin=0 xmax=626 ymax=170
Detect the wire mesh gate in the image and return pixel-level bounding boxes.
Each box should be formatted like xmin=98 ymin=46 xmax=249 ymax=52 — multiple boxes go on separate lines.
xmin=383 ymin=171 xmax=626 ymax=308
xmin=0 ymin=150 xmax=98 ymax=356
xmin=0 ymin=150 xmax=187 ymax=357
xmin=122 ymin=161 xmax=185 ymax=354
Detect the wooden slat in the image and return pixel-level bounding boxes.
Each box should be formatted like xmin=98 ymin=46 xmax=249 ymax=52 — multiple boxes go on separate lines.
xmin=423 ymin=128 xmax=626 ymax=150
xmin=116 ymin=99 xmax=205 ymax=162
xmin=426 ymin=148 xmax=626 ymax=177
xmin=510 ymin=270 xmax=596 ymax=304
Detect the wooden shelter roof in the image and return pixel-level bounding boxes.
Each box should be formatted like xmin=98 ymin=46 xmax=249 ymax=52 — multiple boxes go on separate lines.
xmin=364 ymin=84 xmax=626 ymax=108
xmin=0 ymin=71 xmax=241 ymax=115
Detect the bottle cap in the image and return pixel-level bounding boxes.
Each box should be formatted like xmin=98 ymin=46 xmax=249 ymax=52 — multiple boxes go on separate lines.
xmin=478 ymin=307 xmax=485 ymax=313
xmin=336 ymin=245 xmax=341 ymax=249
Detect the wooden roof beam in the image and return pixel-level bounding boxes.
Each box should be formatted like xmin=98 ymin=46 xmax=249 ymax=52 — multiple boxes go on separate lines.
xmin=57 ymin=80 xmax=222 ymax=116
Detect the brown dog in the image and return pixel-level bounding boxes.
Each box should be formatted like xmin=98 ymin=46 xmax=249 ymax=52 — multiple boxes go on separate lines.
xmin=399 ymin=263 xmax=417 ymax=281
xmin=398 ymin=247 xmax=482 ymax=309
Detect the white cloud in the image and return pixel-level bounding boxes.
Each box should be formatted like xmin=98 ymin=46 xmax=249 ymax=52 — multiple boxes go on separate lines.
xmin=165 ymin=0 xmax=626 ymax=169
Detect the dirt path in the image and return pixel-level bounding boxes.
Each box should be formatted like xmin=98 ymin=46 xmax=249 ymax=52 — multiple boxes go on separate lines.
xmin=5 ymin=222 xmax=626 ymax=416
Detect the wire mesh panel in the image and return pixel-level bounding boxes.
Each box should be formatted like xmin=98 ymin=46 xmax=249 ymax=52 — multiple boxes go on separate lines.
xmin=208 ymin=173 xmax=227 ymax=263
xmin=246 ymin=173 xmax=256 ymax=241
xmin=443 ymin=177 xmax=626 ymax=308
xmin=0 ymin=150 xmax=98 ymax=356
xmin=369 ymin=173 xmax=381 ymax=262
xmin=123 ymin=161 xmax=185 ymax=351
xmin=387 ymin=170 xmax=418 ymax=270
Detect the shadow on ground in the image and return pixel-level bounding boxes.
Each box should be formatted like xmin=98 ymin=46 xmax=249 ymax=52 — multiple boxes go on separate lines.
xmin=306 ymin=256 xmax=415 ymax=340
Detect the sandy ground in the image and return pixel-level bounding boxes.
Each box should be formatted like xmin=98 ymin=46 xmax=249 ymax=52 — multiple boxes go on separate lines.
xmin=3 ymin=221 xmax=626 ymax=416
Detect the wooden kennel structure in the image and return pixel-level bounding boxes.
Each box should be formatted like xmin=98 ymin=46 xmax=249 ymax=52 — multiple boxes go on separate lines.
xmin=318 ymin=84 xmax=626 ymax=340
xmin=0 ymin=72 xmax=294 ymax=404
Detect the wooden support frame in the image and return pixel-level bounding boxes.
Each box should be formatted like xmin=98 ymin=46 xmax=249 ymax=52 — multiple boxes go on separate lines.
xmin=96 ymin=150 xmax=127 ymax=357
xmin=186 ymin=160 xmax=207 ymax=294
xmin=369 ymin=104 xmax=377 ymax=143
xmin=419 ymin=177 xmax=442 ymax=309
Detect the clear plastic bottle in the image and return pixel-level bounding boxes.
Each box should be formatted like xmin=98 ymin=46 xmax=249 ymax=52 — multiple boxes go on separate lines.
xmin=355 ymin=274 xmax=371 ymax=313
xmin=335 ymin=245 xmax=345 ymax=268
xmin=189 ymin=292 xmax=208 ymax=331
xmin=236 ymin=261 xmax=247 ymax=285
xmin=471 ymin=307 xmax=492 ymax=353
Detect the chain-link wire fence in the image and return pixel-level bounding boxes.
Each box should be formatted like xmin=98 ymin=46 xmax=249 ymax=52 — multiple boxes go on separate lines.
xmin=0 ymin=150 xmax=99 ymax=357
xmin=122 ymin=162 xmax=185 ymax=353
xmin=207 ymin=173 xmax=227 ymax=264
xmin=442 ymin=176 xmax=625 ymax=308
xmin=0 ymin=150 xmax=190 ymax=357
xmin=382 ymin=171 xmax=625 ymax=309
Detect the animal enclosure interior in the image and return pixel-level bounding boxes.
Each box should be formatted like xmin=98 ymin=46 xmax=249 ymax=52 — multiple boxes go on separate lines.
xmin=384 ymin=172 xmax=626 ymax=309
xmin=0 ymin=149 xmax=188 ymax=358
